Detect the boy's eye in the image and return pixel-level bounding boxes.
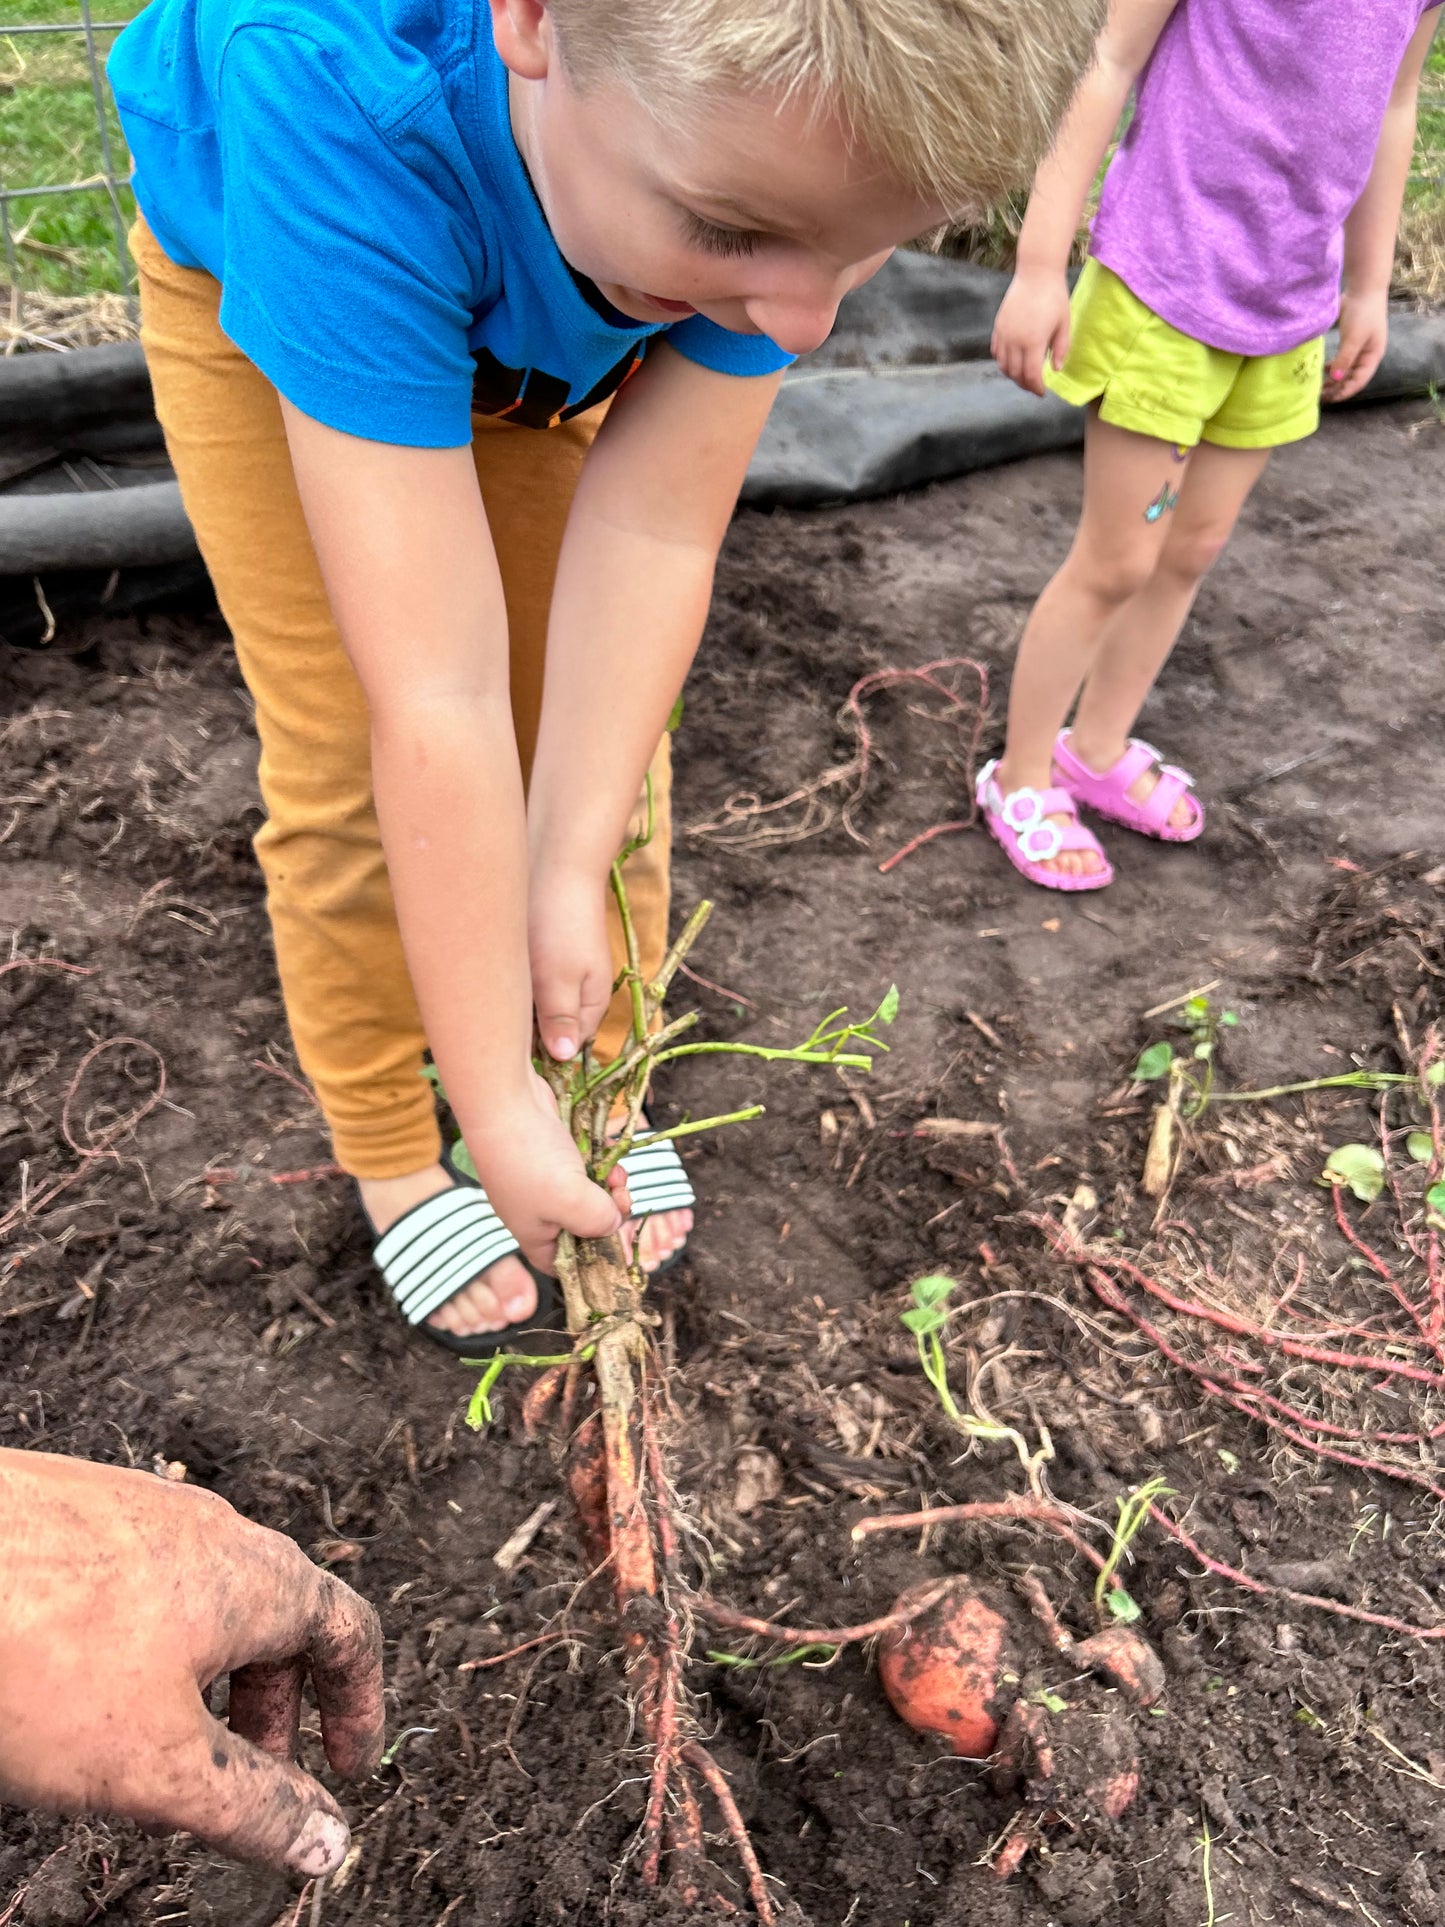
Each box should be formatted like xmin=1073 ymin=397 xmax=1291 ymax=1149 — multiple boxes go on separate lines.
xmin=680 ymin=211 xmax=758 ymax=259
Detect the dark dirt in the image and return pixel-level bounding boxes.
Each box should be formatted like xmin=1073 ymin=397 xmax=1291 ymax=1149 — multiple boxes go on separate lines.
xmin=3 ymin=399 xmax=1445 ymax=1927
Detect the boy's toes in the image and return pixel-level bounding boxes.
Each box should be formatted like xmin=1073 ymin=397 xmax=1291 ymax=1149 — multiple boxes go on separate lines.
xmin=626 ymin=1206 xmax=695 ymax=1274
xmin=427 ymin=1255 xmax=537 ymax=1336
xmin=1169 ymin=795 xmax=1195 ymax=831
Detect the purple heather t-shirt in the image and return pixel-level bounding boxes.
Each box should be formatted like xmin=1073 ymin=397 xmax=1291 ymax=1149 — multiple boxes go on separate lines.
xmin=1091 ymin=0 xmax=1437 ymax=357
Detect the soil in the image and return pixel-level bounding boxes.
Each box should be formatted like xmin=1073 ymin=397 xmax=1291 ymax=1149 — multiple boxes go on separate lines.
xmin=4 ymin=398 xmax=1445 ymax=1927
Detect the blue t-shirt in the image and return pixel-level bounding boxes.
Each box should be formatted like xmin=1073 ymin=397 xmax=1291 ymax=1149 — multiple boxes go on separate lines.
xmin=109 ymin=0 xmax=793 ymax=446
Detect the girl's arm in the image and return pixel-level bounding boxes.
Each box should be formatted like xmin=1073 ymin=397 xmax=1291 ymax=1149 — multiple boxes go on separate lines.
xmin=279 ymin=404 xmax=624 ymax=1269
xmin=1331 ymin=5 xmax=1441 ymax=400
xmin=992 ymin=0 xmax=1181 ymax=396
xmin=524 ymin=344 xmax=782 ymax=1062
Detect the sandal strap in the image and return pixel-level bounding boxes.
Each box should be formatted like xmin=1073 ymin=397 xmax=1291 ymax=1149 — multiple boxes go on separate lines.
xmin=373 ymin=1186 xmax=521 ymax=1326
xmin=1133 ymin=762 xmax=1195 ymax=830
xmin=976 ymin=759 xmax=1101 ymax=862
xmin=977 ymin=760 xmax=1080 ymax=827
xmin=618 ymin=1136 xmax=696 ymax=1215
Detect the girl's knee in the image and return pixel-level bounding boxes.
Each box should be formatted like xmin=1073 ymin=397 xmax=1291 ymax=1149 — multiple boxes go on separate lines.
xmin=1066 ymin=543 xmax=1158 ymax=609
xmin=1157 ymin=528 xmax=1231 ymax=584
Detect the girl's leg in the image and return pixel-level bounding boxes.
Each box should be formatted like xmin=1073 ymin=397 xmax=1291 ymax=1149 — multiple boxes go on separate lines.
xmin=1067 ymin=440 xmax=1271 ymax=778
xmin=995 ymin=413 xmax=1195 ymax=877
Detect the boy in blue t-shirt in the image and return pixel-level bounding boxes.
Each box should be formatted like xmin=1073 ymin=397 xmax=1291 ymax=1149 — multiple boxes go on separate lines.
xmin=109 ymin=0 xmax=1094 ymax=1351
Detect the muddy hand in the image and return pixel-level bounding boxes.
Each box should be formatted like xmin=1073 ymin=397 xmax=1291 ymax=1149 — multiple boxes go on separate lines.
xmin=0 ymin=1450 xmax=384 ymax=1874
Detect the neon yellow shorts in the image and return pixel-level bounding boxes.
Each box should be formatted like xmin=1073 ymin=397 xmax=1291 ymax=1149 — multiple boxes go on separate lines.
xmin=1046 ymin=258 xmax=1324 ymax=451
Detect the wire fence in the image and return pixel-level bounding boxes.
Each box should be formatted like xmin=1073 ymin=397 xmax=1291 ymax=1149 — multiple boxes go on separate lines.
xmin=0 ymin=1 xmax=137 ymax=340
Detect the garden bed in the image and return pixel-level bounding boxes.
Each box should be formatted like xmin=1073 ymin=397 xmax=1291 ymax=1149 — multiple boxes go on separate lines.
xmin=2 ymin=398 xmax=1444 ymax=1927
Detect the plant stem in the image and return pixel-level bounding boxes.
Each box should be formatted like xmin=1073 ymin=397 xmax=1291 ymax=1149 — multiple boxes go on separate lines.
xmin=594 ymin=1107 xmax=765 ymax=1178
xmin=652 ymin=1041 xmax=874 ymax=1070
xmin=1211 ymin=1072 xmax=1413 ymax=1103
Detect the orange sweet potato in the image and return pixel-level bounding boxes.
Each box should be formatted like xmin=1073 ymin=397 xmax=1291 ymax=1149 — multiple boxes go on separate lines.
xmin=877 ymin=1578 xmax=1016 ymax=1759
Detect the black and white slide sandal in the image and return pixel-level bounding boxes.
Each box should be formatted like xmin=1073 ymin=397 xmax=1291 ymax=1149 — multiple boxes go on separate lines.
xmin=369 ymin=1183 xmax=559 ymax=1359
xmin=617 ymin=1126 xmax=696 ymax=1275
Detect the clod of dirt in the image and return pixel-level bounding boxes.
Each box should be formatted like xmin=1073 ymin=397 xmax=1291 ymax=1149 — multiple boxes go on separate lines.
xmin=1030 ymin=1847 xmax=1119 ymax=1927
xmin=185 ymin=1858 xmax=293 ymax=1927
xmin=877 ymin=1576 xmax=1017 ymax=1758
xmin=992 ymin=1682 xmax=1140 ymax=1833
xmin=19 ymin=1846 xmax=88 ymax=1927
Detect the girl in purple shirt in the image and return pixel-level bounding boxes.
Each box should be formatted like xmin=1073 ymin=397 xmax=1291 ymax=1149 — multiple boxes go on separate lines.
xmin=981 ymin=0 xmax=1439 ymax=890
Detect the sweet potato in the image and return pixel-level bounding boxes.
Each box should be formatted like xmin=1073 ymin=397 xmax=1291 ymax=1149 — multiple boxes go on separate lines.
xmin=877 ymin=1578 xmax=1016 ymax=1759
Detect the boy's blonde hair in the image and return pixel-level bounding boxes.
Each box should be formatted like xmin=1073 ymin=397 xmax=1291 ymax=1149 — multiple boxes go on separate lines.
xmin=551 ymin=0 xmax=1103 ymax=216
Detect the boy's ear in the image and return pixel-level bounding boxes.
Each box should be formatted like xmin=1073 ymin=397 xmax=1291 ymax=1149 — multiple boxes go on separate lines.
xmin=488 ymin=0 xmax=553 ymax=81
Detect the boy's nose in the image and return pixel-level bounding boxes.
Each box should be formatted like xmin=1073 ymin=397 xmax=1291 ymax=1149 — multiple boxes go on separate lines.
xmin=742 ymin=293 xmax=844 ymax=357
xmin=743 ymin=250 xmax=895 ymax=358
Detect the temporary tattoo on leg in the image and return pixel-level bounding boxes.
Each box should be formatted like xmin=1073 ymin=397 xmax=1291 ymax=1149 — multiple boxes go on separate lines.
xmin=1144 ymin=482 xmax=1180 ymax=523
xmin=1171 ymin=444 xmax=1190 ymax=463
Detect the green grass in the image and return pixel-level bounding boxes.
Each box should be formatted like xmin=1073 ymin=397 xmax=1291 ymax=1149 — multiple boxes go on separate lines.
xmin=0 ymin=0 xmax=146 ymax=297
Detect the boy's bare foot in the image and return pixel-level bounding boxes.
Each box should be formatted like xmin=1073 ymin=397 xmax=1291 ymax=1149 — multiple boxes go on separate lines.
xmin=359 ymin=1166 xmax=538 ymax=1337
xmin=360 ymin=1156 xmax=693 ymax=1338
xmin=608 ymin=1114 xmax=693 ymax=1274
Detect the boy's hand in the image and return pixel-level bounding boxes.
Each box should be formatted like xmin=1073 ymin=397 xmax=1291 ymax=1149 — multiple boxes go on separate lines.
xmin=467 ymin=1071 xmax=628 ymax=1273
xmin=528 ymin=866 xmax=614 ymax=1067
xmin=991 ymin=267 xmax=1073 ymax=397
xmin=0 ymin=1451 xmax=384 ymax=1876
xmin=1326 ymin=289 xmax=1390 ymax=402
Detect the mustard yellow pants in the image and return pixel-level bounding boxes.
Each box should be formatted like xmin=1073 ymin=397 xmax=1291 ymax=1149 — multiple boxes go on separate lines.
xmin=132 ymin=217 xmax=671 ymax=1179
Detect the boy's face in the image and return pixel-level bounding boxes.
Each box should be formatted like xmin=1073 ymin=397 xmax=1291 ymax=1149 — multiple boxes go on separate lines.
xmin=493 ymin=0 xmax=947 ymax=358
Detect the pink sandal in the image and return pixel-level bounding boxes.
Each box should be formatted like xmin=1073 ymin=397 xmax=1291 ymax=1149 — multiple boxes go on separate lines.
xmin=1051 ymin=732 xmax=1204 ymax=843
xmin=975 ymin=759 xmax=1113 ymax=892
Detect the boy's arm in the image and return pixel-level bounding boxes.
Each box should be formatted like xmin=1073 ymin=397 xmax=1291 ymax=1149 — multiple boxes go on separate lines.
xmin=524 ymin=343 xmax=782 ymax=1061
xmin=279 ymin=405 xmax=623 ymax=1266
xmin=1331 ymin=5 xmax=1440 ymax=401
xmin=992 ymin=0 xmax=1181 ymax=396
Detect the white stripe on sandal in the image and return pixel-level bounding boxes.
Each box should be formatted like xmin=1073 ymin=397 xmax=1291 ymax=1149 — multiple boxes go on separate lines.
xmin=374 ymin=1187 xmax=525 ymax=1328
xmin=619 ymin=1137 xmax=696 ymax=1216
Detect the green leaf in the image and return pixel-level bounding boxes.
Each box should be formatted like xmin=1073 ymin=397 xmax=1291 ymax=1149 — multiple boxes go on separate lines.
xmin=1428 ymin=1063 xmax=1445 ymax=1088
xmin=1217 ymin=1449 xmax=1240 ymax=1474
xmin=910 ymin=1273 xmax=956 ymax=1311
xmin=1134 ymin=1041 xmax=1174 ymax=1082
xmin=900 ymin=1304 xmax=946 ymax=1337
xmin=450 ymin=1137 xmax=479 ymax=1181
xmin=1037 ymin=1689 xmax=1069 ymax=1714
xmin=1427 ymin=1180 xmax=1445 ymax=1224
xmin=1184 ymin=997 xmax=1209 ymax=1022
xmin=876 ymin=984 xmax=901 ymax=1028
xmin=421 ymin=1063 xmax=444 ymax=1092
xmin=1322 ymin=1142 xmax=1385 ymax=1203
xmin=1193 ymin=1042 xmax=1213 ymax=1060
xmin=666 ymin=693 xmax=685 ymax=733
xmin=1407 ymin=1132 xmax=1435 ymax=1165
xmin=1219 ymin=1011 xmax=1239 ymax=1027
xmin=1105 ymin=1587 xmax=1142 ymax=1624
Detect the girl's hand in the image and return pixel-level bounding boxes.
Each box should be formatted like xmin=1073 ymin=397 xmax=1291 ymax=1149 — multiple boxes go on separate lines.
xmin=528 ymin=864 xmax=614 ymax=1067
xmin=467 ymin=1071 xmax=628 ymax=1274
xmin=1326 ymin=290 xmax=1390 ymax=402
xmin=991 ymin=268 xmax=1074 ymax=398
